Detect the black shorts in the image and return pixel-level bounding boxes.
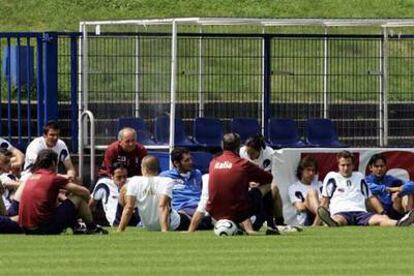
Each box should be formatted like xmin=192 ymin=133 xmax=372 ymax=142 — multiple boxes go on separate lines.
xmin=24 ymin=199 xmax=77 ymax=235
xmin=174 ymin=213 xmax=191 ymax=231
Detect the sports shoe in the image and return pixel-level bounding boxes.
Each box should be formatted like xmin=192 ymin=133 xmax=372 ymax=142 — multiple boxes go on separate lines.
xmin=397 ymin=210 xmax=414 ymax=227
xmin=265 ymin=227 xmax=280 ymax=235
xmin=317 ymin=206 xmax=338 ymax=227
xmin=72 ymin=221 xmax=87 ymax=235
xmin=86 ymin=225 xmax=109 ymax=235
xmin=276 ymin=225 xmax=303 ymax=234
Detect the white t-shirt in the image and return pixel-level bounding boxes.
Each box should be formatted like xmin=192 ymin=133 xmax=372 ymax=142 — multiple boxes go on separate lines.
xmin=23 ymin=137 xmax=70 ymax=172
xmin=239 ymin=145 xmax=274 ymax=172
xmin=92 ymin=178 xmax=121 ymax=226
xmin=196 ymin=174 xmax=209 ymax=215
xmin=0 ymin=173 xmax=18 ymax=210
xmin=0 ymin=138 xmax=13 ymax=151
xmin=126 ymin=176 xmax=180 ymax=231
xmin=322 ymin=171 xmax=371 ymax=215
xmin=288 ymin=178 xmax=322 ymax=204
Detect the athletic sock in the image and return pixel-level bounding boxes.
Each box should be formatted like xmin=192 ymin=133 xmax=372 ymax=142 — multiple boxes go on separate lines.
xmin=86 ymin=222 xmax=97 ymax=230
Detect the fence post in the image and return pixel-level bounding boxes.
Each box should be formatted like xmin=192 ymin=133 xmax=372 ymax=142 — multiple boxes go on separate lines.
xmin=263 ymin=35 xmax=271 ymax=138
xmin=42 ymin=32 xmax=58 ymax=122
xmin=70 ymin=34 xmax=78 ymax=152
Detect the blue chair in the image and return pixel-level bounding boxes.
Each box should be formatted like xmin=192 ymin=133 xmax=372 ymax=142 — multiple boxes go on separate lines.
xmin=193 ymin=117 xmax=223 ymax=148
xmin=191 ymin=151 xmax=213 ymax=174
xmin=267 ymin=118 xmax=306 ymax=148
xmin=154 ymin=116 xmax=197 ymax=148
xmin=117 ymin=117 xmax=156 ymax=145
xmin=231 ymin=117 xmax=261 ymax=143
xmin=305 ymin=118 xmax=346 ymax=147
xmin=148 ymin=151 xmax=170 ymax=172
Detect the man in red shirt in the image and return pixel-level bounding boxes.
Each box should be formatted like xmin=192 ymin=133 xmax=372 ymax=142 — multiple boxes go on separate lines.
xmin=207 ymin=133 xmax=277 ymax=235
xmin=18 ymin=149 xmax=107 ymax=235
xmin=98 ymin=128 xmax=147 ymax=178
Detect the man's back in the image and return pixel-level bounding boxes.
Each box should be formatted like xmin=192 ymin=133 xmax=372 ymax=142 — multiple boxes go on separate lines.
xmin=322 ymin=171 xmax=370 ymax=215
xmin=18 ymin=169 xmax=67 ymax=228
xmin=207 ymin=151 xmax=272 ymax=222
xmin=126 ymin=176 xmax=179 ymax=231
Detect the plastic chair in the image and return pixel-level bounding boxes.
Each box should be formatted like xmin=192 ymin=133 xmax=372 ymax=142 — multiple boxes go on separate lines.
xmin=191 ymin=151 xmax=213 ymax=174
xmin=305 ymin=118 xmax=346 ymax=147
xmin=231 ymin=117 xmax=261 ymax=143
xmin=154 ymin=116 xmax=196 ymax=148
xmin=148 ymin=151 xmax=170 ymax=172
xmin=117 ymin=117 xmax=156 ymax=145
xmin=267 ymin=118 xmax=306 ymax=148
xmin=193 ymin=117 xmax=223 ymax=148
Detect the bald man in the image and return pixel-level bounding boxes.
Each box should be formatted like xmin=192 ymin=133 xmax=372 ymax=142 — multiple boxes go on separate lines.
xmin=117 ymin=155 xmax=190 ymax=232
xmin=98 ymin=127 xmax=147 ymax=178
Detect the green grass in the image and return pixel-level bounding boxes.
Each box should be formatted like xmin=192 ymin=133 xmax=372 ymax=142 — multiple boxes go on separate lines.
xmin=2 ymin=227 xmax=414 ymax=275
xmin=3 ymin=0 xmax=414 ymax=32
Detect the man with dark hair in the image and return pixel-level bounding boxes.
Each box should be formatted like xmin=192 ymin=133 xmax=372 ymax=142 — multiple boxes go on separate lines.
xmin=318 ymin=150 xmax=414 ymax=227
xmin=23 ymin=121 xmax=75 ymax=179
xmin=98 ymin=127 xmax=147 ymax=178
xmin=365 ymin=153 xmax=414 ymax=220
xmin=207 ymin=133 xmax=278 ymax=235
xmin=118 ymin=155 xmax=190 ymax=232
xmin=288 ymin=156 xmax=322 ymax=226
xmin=89 ymin=162 xmax=140 ymax=227
xmin=18 ymin=149 xmax=107 ymax=235
xmin=160 ymin=147 xmax=212 ymax=230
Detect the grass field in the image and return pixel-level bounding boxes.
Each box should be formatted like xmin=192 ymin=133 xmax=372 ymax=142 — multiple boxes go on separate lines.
xmin=2 ymin=226 xmax=414 ymax=275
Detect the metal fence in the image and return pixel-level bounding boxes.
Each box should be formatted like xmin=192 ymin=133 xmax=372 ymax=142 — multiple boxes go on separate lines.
xmin=2 ymin=31 xmax=414 ymax=152
xmin=81 ymin=32 xmax=414 ymax=148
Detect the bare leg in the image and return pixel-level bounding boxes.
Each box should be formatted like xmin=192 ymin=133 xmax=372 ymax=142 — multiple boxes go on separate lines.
xmin=68 ymin=195 xmax=93 ymax=224
xmin=401 ymin=195 xmax=414 ymax=212
xmin=305 ymin=189 xmax=321 ymax=226
xmin=271 ymin=185 xmax=284 ymax=224
xmin=392 ymin=193 xmax=404 ymax=213
xmin=368 ymin=214 xmax=397 ymax=226
xmin=331 ymin=214 xmax=348 ymax=226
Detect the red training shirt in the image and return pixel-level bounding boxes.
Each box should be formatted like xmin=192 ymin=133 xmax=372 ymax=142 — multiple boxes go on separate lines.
xmin=98 ymin=141 xmax=147 ymax=178
xmin=206 ymin=150 xmax=273 ymax=222
xmin=18 ymin=169 xmax=68 ymax=229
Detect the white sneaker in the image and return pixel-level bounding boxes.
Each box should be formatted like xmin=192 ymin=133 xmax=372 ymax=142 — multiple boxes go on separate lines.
xmin=397 ymin=210 xmax=414 ymax=227
xmin=276 ymin=225 xmax=303 ymax=234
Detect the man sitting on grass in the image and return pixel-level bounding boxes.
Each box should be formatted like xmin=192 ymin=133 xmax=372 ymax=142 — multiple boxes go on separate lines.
xmin=89 ymin=162 xmax=140 ymax=227
xmin=317 ymin=150 xmax=414 ymax=227
xmin=18 ymin=149 xmax=107 ymax=235
xmin=117 ymin=155 xmax=190 ymax=232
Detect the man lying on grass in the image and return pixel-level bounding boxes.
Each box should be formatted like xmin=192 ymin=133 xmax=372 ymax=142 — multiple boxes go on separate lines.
xmin=317 ymin=150 xmax=414 ymax=227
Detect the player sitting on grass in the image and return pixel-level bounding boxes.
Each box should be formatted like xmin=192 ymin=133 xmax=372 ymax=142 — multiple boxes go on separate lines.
xmin=18 ymin=149 xmax=107 ymax=235
xmin=160 ymin=147 xmax=212 ymax=230
xmin=117 ymin=155 xmax=190 ymax=232
xmin=207 ymin=133 xmax=279 ymax=235
xmin=317 ymin=151 xmax=414 ymax=227
xmin=365 ymin=153 xmax=414 ymax=220
xmin=240 ymin=135 xmax=300 ymax=233
xmin=288 ymin=156 xmax=322 ymax=226
xmin=89 ymin=162 xmax=140 ymax=227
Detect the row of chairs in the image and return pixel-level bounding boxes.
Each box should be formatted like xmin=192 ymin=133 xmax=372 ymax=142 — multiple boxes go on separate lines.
xmin=118 ymin=116 xmax=346 ymax=149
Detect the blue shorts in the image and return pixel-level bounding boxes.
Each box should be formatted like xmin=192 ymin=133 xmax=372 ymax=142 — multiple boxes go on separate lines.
xmin=384 ymin=205 xmax=404 ymax=220
xmin=6 ymin=200 xmax=19 ymax=217
xmin=335 ymin=211 xmax=375 ymax=226
xmin=24 ymin=199 xmax=77 ymax=235
xmin=0 ymin=216 xmax=23 ymax=234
